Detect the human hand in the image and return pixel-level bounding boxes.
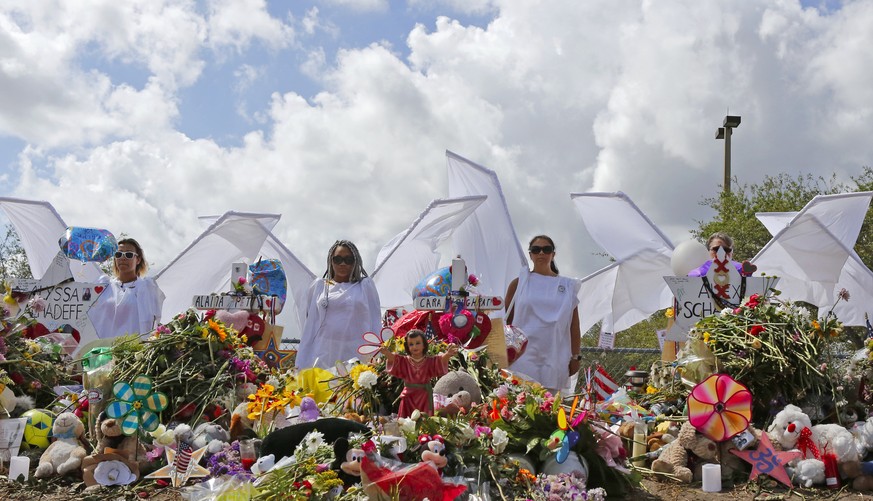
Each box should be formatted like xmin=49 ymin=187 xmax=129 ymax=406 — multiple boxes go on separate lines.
xmin=446 ymin=344 xmax=459 ymax=357
xmin=568 ymin=358 xmax=581 ymax=376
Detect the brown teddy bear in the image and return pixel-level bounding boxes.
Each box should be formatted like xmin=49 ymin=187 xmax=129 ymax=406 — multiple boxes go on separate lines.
xmin=651 ymin=421 xmax=718 ymax=483
xmin=81 ymin=416 xmax=145 ymax=486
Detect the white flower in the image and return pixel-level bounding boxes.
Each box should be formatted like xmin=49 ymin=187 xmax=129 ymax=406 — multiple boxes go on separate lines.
xmin=303 ymin=430 xmax=325 ymax=454
xmin=720 ymin=307 xmax=733 ymax=316
xmin=357 ymin=371 xmax=378 ymax=389
xmin=398 ymin=417 xmax=416 ymax=435
xmin=266 ymin=376 xmax=280 ymax=387
xmin=411 ymin=409 xmax=421 ymax=421
xmin=454 ymin=423 xmax=476 ymax=445
xmin=491 ymin=428 xmax=509 ymax=454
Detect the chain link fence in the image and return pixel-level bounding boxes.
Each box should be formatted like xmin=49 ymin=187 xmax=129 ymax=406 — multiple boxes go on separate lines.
xmin=576 ymin=346 xmax=662 ymax=389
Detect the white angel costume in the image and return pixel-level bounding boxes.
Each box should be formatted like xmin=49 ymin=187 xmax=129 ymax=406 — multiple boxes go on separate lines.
xmin=296 ymin=277 xmax=381 ymax=369
xmin=508 ymin=268 xmax=581 ymax=391
xmin=88 ymin=276 xmax=165 ymax=338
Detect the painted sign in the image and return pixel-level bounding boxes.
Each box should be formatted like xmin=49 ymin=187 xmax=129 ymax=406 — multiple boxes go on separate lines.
xmin=413 ymin=295 xmax=503 ymax=311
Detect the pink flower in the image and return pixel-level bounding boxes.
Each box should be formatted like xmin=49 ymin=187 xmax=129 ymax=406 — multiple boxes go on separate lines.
xmin=500 ymin=406 xmax=514 ymax=421
xmin=467 ymin=274 xmax=479 ymax=286
xmin=28 ymin=297 xmax=47 ymax=314
xmin=515 ymin=392 xmax=527 ymax=405
xmin=238 ymin=277 xmax=247 ymax=285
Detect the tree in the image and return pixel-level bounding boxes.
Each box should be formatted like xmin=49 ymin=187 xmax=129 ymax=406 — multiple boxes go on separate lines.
xmin=0 ymin=224 xmax=31 ymax=279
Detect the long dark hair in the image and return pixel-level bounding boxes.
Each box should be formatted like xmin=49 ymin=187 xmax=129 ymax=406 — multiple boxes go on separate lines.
xmin=404 ymin=329 xmax=429 ymax=356
xmin=529 ymin=234 xmax=559 ymax=274
xmin=323 ymin=240 xmax=368 ymax=283
xmin=113 ymin=238 xmax=148 ymax=277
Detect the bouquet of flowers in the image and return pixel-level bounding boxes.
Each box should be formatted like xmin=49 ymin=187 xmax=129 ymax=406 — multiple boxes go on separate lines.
xmin=689 ymin=291 xmax=848 ymax=423
xmin=109 ymin=308 xmax=268 ymax=424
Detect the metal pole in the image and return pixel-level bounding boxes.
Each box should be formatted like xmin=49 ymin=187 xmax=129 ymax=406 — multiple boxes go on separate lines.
xmin=723 ymin=126 xmax=731 ymax=194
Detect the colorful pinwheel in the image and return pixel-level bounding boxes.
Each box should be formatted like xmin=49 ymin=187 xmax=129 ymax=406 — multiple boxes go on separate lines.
xmin=357 ymin=326 xmax=395 ymax=359
xmin=106 ymin=375 xmax=168 ymax=435
xmin=549 ymin=396 xmax=586 ymax=463
xmin=688 ymin=373 xmax=752 ymax=442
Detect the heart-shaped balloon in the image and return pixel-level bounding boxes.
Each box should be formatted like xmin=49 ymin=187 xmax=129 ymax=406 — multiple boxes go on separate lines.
xmin=741 ymin=260 xmax=757 ymax=277
xmin=214 ymin=310 xmax=250 ymax=333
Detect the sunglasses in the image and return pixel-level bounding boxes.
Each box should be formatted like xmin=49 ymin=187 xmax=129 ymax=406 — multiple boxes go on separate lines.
xmin=710 ymin=245 xmax=732 ymax=254
xmin=529 ymin=245 xmax=555 ymax=254
xmin=114 ymin=251 xmax=138 ymax=259
xmin=331 ymin=255 xmax=356 ymax=265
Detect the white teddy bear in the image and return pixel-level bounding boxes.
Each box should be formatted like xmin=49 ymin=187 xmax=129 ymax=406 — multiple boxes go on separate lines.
xmin=768 ymin=404 xmax=859 ymax=486
xmin=34 ymin=412 xmax=88 ymax=478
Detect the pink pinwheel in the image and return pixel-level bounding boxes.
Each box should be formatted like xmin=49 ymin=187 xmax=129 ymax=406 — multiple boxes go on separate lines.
xmin=688 ymin=373 xmax=752 ymax=442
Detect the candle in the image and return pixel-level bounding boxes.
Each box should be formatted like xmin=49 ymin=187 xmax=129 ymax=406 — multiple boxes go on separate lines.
xmin=9 ymin=455 xmax=29 ymax=481
xmin=702 ymin=463 xmax=721 ymax=492
xmin=451 ymin=257 xmax=466 ymax=292
xmin=632 ymin=421 xmax=647 ymax=467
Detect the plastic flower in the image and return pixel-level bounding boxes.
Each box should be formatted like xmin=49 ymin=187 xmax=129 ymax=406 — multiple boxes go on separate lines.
xmin=105 ymin=375 xmax=169 ymax=435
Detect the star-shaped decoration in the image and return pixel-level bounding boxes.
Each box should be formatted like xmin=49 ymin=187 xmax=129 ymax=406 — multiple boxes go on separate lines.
xmin=144 ymin=444 xmax=209 ymax=487
xmin=255 ymin=336 xmax=296 ymax=369
xmin=730 ymin=432 xmax=802 ymax=488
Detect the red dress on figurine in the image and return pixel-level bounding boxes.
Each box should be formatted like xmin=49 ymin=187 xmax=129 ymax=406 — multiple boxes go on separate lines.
xmin=387 ymin=355 xmax=449 ymax=417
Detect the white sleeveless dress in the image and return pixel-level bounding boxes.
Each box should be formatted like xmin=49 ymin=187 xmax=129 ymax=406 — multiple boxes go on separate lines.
xmin=296 ymin=277 xmax=381 ymax=369
xmin=508 ymin=268 xmax=581 ymax=390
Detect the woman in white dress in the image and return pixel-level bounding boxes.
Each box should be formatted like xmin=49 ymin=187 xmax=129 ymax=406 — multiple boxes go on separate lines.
xmin=89 ymin=238 xmax=165 ymax=339
xmin=504 ymin=235 xmax=581 ymax=392
xmin=296 ymin=240 xmax=381 ymax=369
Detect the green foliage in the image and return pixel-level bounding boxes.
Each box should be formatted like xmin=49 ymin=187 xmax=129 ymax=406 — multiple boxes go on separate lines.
xmin=694 ymin=172 xmax=849 ymax=262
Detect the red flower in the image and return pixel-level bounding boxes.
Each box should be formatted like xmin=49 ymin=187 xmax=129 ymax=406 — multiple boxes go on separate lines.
xmin=745 ymin=294 xmax=761 ymax=309
xmin=749 ymin=325 xmax=765 ymax=337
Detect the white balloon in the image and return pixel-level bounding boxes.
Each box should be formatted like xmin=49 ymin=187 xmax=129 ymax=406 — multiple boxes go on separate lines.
xmin=671 ymin=239 xmax=709 ymax=276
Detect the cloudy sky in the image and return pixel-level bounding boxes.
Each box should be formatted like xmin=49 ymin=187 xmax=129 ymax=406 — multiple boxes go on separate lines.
xmin=1 ymin=0 xmax=870 ymax=281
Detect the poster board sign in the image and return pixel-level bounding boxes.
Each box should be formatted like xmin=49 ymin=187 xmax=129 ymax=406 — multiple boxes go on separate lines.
xmin=192 ymin=294 xmax=262 ymax=310
xmin=664 ymin=274 xmax=779 ymax=341
xmin=0 ymin=418 xmax=27 ymax=462
xmin=412 ymin=295 xmax=503 ymax=311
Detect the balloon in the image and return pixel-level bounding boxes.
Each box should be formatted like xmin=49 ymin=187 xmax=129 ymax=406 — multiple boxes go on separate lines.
xmin=249 ymin=259 xmax=287 ymax=314
xmin=59 ymin=227 xmax=117 ymax=262
xmin=411 ymin=267 xmax=452 ymax=298
xmin=671 ymin=239 xmax=709 ymax=276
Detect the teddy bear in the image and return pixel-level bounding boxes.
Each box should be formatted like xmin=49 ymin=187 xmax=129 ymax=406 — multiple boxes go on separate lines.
xmin=432 ymin=370 xmax=482 ymax=416
xmin=192 ymin=422 xmax=230 ymax=454
xmin=82 ymin=417 xmax=142 ymax=488
xmin=650 ymin=421 xmax=718 ymax=483
xmin=34 ymin=412 xmax=88 ymax=478
xmin=767 ymin=404 xmax=859 ymax=486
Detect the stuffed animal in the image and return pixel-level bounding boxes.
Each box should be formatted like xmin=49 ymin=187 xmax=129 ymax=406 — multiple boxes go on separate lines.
xmin=229 ymin=401 xmax=256 ymax=441
xmin=82 ymin=418 xmax=142 ymax=489
xmin=650 ymin=421 xmax=718 ymax=483
xmin=34 ymin=412 xmax=88 ymax=478
xmin=768 ymin=404 xmax=858 ymax=468
xmin=432 ymin=370 xmax=482 ymax=416
xmin=419 ymin=435 xmax=447 ymax=470
xmin=260 ymin=417 xmax=370 ymax=462
xmin=192 ymin=422 xmax=230 ymax=454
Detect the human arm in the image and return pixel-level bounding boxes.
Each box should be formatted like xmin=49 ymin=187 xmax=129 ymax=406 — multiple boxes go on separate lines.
xmin=569 ymin=306 xmax=581 ymax=376
xmin=504 ymin=278 xmax=519 ymax=324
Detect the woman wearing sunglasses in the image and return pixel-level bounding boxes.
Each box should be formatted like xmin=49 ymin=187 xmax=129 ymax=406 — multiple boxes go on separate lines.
xmin=504 ymin=235 xmax=581 ymax=392
xmin=296 ymin=240 xmax=381 ymax=369
xmin=687 ymin=232 xmax=743 ymax=277
xmin=89 ymin=238 xmax=165 ymax=339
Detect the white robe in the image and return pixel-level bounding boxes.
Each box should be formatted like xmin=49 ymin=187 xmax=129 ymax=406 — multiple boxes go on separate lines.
xmin=508 ymin=268 xmax=581 ymax=391
xmin=88 ymin=276 xmax=165 ymax=339
xmin=296 ymin=276 xmax=381 ymax=369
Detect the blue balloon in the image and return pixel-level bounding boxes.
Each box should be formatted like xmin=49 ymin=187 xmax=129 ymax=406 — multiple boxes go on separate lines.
xmin=411 ymin=266 xmax=452 ymax=298
xmin=249 ymin=259 xmax=288 ymax=313
xmin=58 ymin=227 xmax=117 ymax=262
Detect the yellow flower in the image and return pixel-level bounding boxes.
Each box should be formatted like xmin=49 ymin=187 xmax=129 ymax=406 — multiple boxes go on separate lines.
xmin=703 ymin=332 xmax=711 ymax=344
xmin=208 ymin=319 xmax=228 ymax=342
xmin=665 ymin=307 xmax=674 ymax=319
xmin=811 ymin=320 xmax=821 ymax=330
xmin=751 ymin=339 xmax=762 ymax=350
xmin=646 ymin=385 xmax=658 ymax=394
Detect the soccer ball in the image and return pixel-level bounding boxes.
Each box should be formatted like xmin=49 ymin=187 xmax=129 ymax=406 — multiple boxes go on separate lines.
xmin=22 ymin=408 xmax=55 ymax=449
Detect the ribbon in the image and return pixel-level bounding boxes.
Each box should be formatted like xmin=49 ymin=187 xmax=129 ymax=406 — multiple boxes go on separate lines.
xmin=797 ymin=427 xmax=822 ymax=460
